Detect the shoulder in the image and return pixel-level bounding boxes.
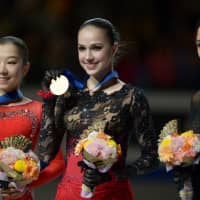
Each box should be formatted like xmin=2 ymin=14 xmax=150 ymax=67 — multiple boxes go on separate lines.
xmin=23 ymin=99 xmax=42 ymax=115
xmin=23 ymin=99 xmax=42 ymax=108
xmin=125 ymin=84 xmax=146 ymax=98
xmin=30 ymin=100 xmax=42 ymax=110
xmin=30 ymin=100 xmax=42 ymax=106
xmin=126 ymin=85 xmax=150 ymax=109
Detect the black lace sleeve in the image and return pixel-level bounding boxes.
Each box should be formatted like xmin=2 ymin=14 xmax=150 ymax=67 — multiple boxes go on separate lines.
xmin=36 ymin=88 xmax=77 ymax=164
xmin=128 ymin=88 xmax=159 ymax=176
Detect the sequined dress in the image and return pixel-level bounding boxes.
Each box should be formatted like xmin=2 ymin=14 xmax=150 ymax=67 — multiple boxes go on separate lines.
xmin=0 ymin=100 xmax=64 ymax=200
xmin=38 ymin=84 xmax=158 ymax=200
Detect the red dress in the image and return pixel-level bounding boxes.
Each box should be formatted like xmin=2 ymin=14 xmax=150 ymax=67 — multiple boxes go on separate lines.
xmin=55 ymin=155 xmax=134 ymax=200
xmin=0 ymin=100 xmax=65 ymax=200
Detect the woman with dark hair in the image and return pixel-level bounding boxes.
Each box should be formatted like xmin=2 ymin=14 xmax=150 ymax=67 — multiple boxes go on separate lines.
xmin=37 ymin=18 xmax=158 ymax=200
xmin=0 ymin=36 xmax=65 ymax=200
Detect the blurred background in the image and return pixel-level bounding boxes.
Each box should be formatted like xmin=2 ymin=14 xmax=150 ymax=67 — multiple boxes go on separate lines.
xmin=1 ymin=0 xmax=200 ymax=199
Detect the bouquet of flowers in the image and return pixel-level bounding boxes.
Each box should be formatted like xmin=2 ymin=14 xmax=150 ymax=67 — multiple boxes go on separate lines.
xmin=158 ymin=119 xmax=200 ymax=200
xmin=75 ymin=130 xmax=121 ymax=198
xmin=0 ymin=135 xmax=40 ymax=194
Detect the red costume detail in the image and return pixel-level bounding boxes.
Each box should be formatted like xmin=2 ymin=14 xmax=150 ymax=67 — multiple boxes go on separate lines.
xmin=37 ymin=90 xmax=54 ymax=99
xmin=55 ymin=154 xmax=134 ymax=200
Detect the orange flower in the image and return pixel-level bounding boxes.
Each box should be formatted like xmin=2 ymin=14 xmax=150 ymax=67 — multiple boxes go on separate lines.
xmin=117 ymin=144 xmax=122 ymax=156
xmin=97 ymin=132 xmax=111 ymax=140
xmin=158 ymin=145 xmax=173 ymax=163
xmin=74 ymin=139 xmax=87 ymax=156
xmin=23 ymin=163 xmax=39 ymax=180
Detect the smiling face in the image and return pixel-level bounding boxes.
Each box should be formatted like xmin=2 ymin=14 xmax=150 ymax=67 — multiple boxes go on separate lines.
xmin=0 ymin=43 xmax=29 ymax=93
xmin=196 ymin=26 xmax=200 ymax=58
xmin=78 ymin=25 xmax=118 ymax=80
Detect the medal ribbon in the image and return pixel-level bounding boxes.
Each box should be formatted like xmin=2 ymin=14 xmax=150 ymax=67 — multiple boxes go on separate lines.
xmin=63 ymin=68 xmax=118 ymax=91
xmin=0 ymin=90 xmax=23 ymax=104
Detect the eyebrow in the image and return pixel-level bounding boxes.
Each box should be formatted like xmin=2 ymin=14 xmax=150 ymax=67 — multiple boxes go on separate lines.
xmin=7 ymin=56 xmax=19 ymax=59
xmin=78 ymin=42 xmax=103 ymax=45
xmin=0 ymin=56 xmax=19 ymax=59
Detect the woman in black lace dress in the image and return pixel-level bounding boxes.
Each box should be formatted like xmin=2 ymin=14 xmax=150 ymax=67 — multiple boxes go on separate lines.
xmin=36 ymin=18 xmax=158 ymax=200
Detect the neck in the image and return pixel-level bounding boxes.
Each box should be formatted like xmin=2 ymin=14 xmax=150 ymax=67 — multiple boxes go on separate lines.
xmin=86 ymin=70 xmax=119 ymax=92
xmin=87 ymin=77 xmax=99 ymax=91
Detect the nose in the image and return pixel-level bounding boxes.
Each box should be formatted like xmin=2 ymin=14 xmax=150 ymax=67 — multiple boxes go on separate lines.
xmin=0 ymin=61 xmax=8 ymax=74
xmin=85 ymin=50 xmax=93 ymax=61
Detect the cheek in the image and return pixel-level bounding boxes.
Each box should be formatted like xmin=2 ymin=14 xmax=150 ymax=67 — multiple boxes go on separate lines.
xmin=97 ymin=50 xmax=111 ymax=62
xmin=78 ymin=52 xmax=84 ymax=62
xmin=11 ymin=68 xmax=23 ymax=81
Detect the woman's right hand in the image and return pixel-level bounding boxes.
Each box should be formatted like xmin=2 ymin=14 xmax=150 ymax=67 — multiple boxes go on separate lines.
xmin=41 ymin=69 xmax=63 ymax=91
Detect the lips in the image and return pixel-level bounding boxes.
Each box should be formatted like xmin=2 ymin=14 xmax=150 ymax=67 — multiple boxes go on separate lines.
xmin=0 ymin=77 xmax=9 ymax=83
xmin=84 ymin=63 xmax=98 ymax=70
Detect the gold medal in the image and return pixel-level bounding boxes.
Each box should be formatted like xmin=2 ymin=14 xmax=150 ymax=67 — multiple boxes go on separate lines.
xmin=50 ymin=75 xmax=69 ymax=95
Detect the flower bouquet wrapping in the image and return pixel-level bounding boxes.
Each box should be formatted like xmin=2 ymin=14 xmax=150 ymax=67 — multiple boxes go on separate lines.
xmin=0 ymin=135 xmax=40 ymax=195
xmin=158 ymin=120 xmax=200 ymax=200
xmin=75 ymin=130 xmax=121 ymax=198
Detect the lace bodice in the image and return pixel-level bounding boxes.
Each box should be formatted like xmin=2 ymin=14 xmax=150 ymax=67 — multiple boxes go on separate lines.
xmin=38 ymin=84 xmax=158 ymax=175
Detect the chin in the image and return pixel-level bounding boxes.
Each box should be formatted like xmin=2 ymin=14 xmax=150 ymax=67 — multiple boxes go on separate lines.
xmin=0 ymin=86 xmax=17 ymax=93
xmin=0 ymin=87 xmax=8 ymax=92
xmin=84 ymin=69 xmax=98 ymax=76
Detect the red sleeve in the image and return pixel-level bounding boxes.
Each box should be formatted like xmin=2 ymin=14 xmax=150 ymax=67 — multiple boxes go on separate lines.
xmin=28 ymin=148 xmax=65 ymax=188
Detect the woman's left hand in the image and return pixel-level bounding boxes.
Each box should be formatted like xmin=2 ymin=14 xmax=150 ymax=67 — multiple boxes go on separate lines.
xmin=78 ymin=161 xmax=112 ymax=188
xmin=83 ymin=168 xmax=111 ymax=188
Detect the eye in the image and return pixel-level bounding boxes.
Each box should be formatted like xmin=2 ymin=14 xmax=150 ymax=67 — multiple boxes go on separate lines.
xmin=7 ymin=60 xmax=17 ymax=65
xmin=78 ymin=46 xmax=85 ymax=51
xmin=92 ymin=45 xmax=103 ymax=50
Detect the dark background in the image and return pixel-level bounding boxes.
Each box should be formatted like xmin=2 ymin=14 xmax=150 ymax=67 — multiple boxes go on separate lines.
xmin=1 ymin=0 xmax=200 ymax=199
xmin=1 ymin=0 xmax=199 ymax=90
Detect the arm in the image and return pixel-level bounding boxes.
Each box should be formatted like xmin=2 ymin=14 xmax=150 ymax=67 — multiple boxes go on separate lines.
xmin=28 ymin=148 xmax=65 ymax=188
xmin=36 ymin=69 xmax=78 ymax=165
xmin=123 ymin=88 xmax=159 ymax=177
xmin=36 ymin=95 xmax=66 ymax=166
xmin=81 ymin=88 xmax=159 ymax=187
xmin=35 ymin=69 xmax=70 ymax=165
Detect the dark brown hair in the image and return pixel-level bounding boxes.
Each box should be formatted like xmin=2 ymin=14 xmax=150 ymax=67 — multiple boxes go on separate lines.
xmin=79 ymin=18 xmax=120 ymax=45
xmin=0 ymin=36 xmax=29 ymax=64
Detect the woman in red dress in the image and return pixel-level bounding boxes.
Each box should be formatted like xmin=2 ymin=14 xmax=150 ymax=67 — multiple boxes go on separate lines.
xmin=0 ymin=36 xmax=65 ymax=200
xmin=37 ymin=18 xmax=159 ymax=200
